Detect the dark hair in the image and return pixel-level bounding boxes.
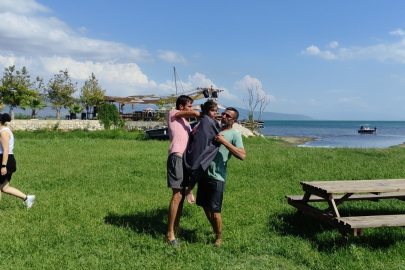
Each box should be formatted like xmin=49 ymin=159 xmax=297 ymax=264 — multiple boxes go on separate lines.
xmin=200 ymin=100 xmax=217 ymax=115
xmin=225 ymin=107 xmax=239 ymax=120
xmin=176 ymin=95 xmax=193 ymax=110
xmin=0 ymin=113 xmax=11 ymax=125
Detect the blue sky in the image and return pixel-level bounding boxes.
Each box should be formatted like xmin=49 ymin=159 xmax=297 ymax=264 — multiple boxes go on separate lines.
xmin=1 ymin=0 xmax=405 ymax=120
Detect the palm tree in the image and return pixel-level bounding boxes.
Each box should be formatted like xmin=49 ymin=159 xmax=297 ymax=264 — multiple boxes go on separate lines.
xmin=69 ymin=104 xmax=84 ymax=119
xmin=20 ymin=98 xmax=47 ymax=119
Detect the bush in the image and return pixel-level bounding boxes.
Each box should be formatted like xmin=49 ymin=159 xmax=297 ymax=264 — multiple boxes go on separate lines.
xmin=14 ymin=113 xmax=31 ymax=119
xmin=97 ymin=103 xmax=123 ymax=129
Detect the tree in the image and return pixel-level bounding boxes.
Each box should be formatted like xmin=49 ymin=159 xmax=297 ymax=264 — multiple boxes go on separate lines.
xmin=20 ymin=98 xmax=47 ymax=119
xmin=69 ymin=103 xmax=84 ymax=119
xmin=156 ymin=94 xmax=176 ymax=123
xmin=243 ymin=84 xmax=271 ymax=131
xmin=97 ymin=103 xmax=122 ymax=129
xmin=79 ymin=73 xmax=106 ymax=117
xmin=20 ymin=77 xmax=47 ymax=119
xmin=0 ymin=65 xmax=39 ymax=119
xmin=46 ymin=69 xmax=77 ymax=120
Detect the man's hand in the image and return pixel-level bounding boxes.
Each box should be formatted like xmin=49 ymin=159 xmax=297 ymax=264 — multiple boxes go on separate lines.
xmin=214 ymin=134 xmax=226 ymax=144
xmin=214 ymin=134 xmax=246 ymax=161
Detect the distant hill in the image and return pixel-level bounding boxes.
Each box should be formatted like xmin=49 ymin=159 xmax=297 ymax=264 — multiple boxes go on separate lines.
xmin=3 ymin=106 xmax=69 ymax=118
xmin=227 ymin=107 xmax=313 ymax=121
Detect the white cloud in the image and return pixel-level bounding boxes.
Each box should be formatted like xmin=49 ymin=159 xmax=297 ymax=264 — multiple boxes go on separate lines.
xmin=234 ymin=75 xmax=263 ymax=90
xmin=188 ymin=72 xmax=216 ymax=89
xmin=234 ymin=75 xmax=276 ymax=103
xmin=0 ymin=0 xmax=50 ymax=14
xmin=301 ymin=45 xmax=337 ymax=60
xmin=303 ymin=30 xmax=405 ymax=63
xmin=157 ymin=50 xmax=187 ymax=64
xmin=77 ymin=27 xmax=88 ymax=35
xmin=390 ymin=29 xmax=405 ymax=36
xmin=41 ymin=56 xmax=154 ymax=85
xmin=0 ymin=54 xmax=32 ymax=68
xmin=0 ymin=6 xmax=152 ymax=63
xmin=329 ymin=41 xmax=339 ymax=48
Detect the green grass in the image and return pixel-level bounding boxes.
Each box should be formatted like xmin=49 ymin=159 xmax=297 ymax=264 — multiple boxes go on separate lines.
xmin=2 ymin=133 xmax=405 ymax=269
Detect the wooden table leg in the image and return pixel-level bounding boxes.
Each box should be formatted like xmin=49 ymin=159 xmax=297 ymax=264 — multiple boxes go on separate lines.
xmin=295 ymin=192 xmax=311 ymax=217
xmin=325 ymin=193 xmax=353 ymax=213
xmin=327 ymin=196 xmax=340 ymax=218
xmin=338 ymin=229 xmax=348 ymax=242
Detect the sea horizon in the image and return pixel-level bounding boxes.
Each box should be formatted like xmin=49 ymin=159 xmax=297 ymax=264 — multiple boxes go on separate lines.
xmin=260 ymin=120 xmax=405 ymax=148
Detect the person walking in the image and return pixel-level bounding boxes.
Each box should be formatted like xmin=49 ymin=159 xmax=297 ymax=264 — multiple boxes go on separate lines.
xmin=0 ymin=113 xmax=35 ymax=208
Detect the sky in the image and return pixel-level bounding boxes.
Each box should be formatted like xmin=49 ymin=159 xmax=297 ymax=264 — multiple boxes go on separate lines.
xmin=1 ymin=0 xmax=405 ymax=120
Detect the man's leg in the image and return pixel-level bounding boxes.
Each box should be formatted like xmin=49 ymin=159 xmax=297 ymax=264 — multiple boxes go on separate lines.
xmin=166 ymin=188 xmax=184 ymax=242
xmin=174 ymin=188 xmax=186 ymax=233
xmin=212 ymin=212 xmax=222 ymax=246
xmin=203 ymin=206 xmax=222 ymax=246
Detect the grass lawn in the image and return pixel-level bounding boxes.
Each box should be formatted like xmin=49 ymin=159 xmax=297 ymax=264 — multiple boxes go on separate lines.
xmin=1 ymin=130 xmax=405 ymax=269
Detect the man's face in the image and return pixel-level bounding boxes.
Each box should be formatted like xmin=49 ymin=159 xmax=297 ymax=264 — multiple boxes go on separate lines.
xmin=180 ymin=101 xmax=193 ymax=111
xmin=221 ymin=110 xmax=236 ymax=127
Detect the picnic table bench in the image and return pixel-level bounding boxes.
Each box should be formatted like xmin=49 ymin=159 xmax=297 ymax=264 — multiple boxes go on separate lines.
xmin=286 ymin=179 xmax=405 ymax=237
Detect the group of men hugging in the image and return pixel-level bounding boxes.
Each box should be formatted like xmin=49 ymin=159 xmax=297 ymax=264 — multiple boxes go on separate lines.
xmin=165 ymin=95 xmax=246 ymax=248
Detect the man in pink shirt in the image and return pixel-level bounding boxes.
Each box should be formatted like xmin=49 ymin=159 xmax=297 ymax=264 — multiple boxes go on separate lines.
xmin=166 ymin=95 xmax=200 ymax=248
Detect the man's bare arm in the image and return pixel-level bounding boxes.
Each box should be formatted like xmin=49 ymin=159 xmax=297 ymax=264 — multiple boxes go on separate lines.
xmin=174 ymin=111 xmax=201 ymax=119
xmin=215 ymin=134 xmax=246 ymax=161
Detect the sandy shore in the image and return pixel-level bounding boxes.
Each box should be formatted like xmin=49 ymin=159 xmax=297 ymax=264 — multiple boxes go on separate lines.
xmin=266 ymin=136 xmax=405 ymax=148
xmin=266 ymin=136 xmax=317 ymax=146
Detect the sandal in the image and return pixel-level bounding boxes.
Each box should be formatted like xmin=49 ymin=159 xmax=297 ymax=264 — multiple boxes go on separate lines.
xmin=166 ymin=238 xmax=181 ymax=249
xmin=213 ymin=240 xmax=222 ymax=248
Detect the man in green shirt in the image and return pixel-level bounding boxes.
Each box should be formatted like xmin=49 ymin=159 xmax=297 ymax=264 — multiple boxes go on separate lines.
xmin=196 ymin=107 xmax=246 ymax=247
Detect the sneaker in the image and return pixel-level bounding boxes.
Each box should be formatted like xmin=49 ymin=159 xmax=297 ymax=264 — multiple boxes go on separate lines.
xmin=23 ymin=195 xmax=35 ymax=209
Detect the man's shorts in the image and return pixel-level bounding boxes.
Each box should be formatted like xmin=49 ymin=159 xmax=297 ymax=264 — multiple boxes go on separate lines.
xmin=167 ymin=153 xmax=189 ymax=189
xmin=196 ymin=177 xmax=225 ymax=213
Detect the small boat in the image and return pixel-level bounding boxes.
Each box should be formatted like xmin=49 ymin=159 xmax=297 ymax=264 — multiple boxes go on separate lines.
xmin=358 ymin=125 xmax=377 ymax=134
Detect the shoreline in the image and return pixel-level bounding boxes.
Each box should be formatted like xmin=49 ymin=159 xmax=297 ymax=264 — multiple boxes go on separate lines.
xmin=265 ymin=136 xmax=317 ymax=146
xmin=266 ymin=135 xmax=405 ymax=148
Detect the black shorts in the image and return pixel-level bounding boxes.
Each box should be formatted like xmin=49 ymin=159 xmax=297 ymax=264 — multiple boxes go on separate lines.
xmin=196 ymin=177 xmax=225 ymax=213
xmin=0 ymin=154 xmax=17 ymax=185
xmin=167 ymin=153 xmax=189 ymax=189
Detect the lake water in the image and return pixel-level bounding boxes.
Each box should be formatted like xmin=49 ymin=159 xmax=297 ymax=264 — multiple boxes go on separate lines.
xmin=260 ymin=121 xmax=405 ymax=148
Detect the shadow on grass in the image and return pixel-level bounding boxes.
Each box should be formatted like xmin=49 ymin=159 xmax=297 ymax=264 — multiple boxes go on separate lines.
xmin=270 ymin=208 xmax=405 ymax=252
xmin=104 ymin=207 xmax=200 ymax=243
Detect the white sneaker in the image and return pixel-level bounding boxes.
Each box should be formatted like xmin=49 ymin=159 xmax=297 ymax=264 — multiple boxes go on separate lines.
xmin=23 ymin=195 xmax=35 ymax=209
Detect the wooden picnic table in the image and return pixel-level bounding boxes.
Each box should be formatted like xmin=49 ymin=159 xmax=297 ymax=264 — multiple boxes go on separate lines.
xmin=286 ymin=179 xmax=405 ymax=237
